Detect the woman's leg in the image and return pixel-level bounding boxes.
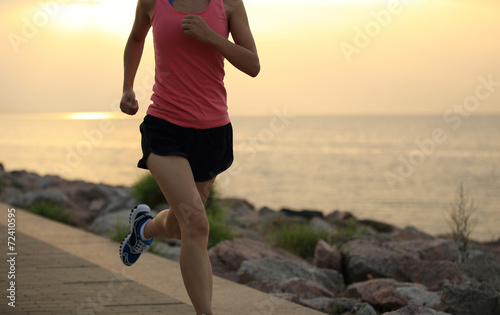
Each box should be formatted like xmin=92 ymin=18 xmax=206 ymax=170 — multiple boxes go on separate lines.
xmin=143 ymin=153 xmax=214 ymax=315
xmin=143 ymin=175 xmax=214 ymax=240
xmin=143 ymin=208 xmax=181 ymax=239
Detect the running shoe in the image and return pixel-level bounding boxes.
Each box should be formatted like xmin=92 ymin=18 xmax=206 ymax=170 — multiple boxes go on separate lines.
xmin=119 ymin=204 xmax=153 ymax=266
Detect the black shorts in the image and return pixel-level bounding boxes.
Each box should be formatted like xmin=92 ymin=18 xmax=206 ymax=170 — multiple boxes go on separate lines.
xmin=137 ymin=115 xmax=233 ymax=182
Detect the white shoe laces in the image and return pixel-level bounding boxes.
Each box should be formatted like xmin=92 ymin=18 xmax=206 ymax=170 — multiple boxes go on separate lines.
xmin=132 ymin=240 xmax=149 ymax=254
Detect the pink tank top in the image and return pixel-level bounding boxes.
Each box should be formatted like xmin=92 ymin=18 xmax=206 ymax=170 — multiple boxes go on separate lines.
xmin=148 ymin=0 xmax=230 ymax=129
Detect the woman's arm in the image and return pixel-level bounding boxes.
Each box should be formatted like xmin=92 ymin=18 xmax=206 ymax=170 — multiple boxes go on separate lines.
xmin=182 ymin=0 xmax=260 ymax=77
xmin=121 ymin=0 xmax=154 ymax=115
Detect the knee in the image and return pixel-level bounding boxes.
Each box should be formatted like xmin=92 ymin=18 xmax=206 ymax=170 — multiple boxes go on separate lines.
xmin=182 ymin=215 xmax=210 ymax=240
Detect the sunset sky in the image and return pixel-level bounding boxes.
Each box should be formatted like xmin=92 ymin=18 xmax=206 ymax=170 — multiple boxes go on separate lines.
xmin=1 ymin=0 xmax=499 ymax=116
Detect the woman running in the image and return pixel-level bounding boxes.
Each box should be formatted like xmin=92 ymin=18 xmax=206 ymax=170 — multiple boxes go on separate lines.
xmin=118 ymin=0 xmax=259 ymax=314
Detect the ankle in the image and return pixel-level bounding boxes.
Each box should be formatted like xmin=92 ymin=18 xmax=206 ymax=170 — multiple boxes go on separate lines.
xmin=141 ymin=219 xmax=153 ymax=240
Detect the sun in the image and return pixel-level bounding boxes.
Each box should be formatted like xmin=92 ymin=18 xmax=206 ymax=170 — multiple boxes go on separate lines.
xmin=62 ymin=112 xmax=122 ymax=120
xmin=54 ymin=0 xmax=137 ymax=34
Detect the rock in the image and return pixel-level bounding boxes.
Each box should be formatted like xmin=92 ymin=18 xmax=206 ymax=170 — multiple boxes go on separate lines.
xmin=299 ymin=297 xmax=377 ymax=315
xmin=401 ymin=259 xmax=462 ymax=291
xmin=13 ymin=189 xmax=70 ymax=208
xmin=346 ymin=279 xmax=409 ymax=310
xmin=218 ymin=198 xmax=255 ymax=217
xmin=360 ymin=219 xmax=396 ymax=233
xmin=231 ymin=211 xmax=262 ymax=230
xmin=441 ymin=284 xmax=500 ymax=315
xmin=149 ymin=242 xmax=181 ymax=262
xmin=280 ymin=208 xmax=323 ymax=220
xmin=36 ymin=175 xmax=64 ymax=189
xmin=88 ymin=199 xmax=107 ymax=212
xmin=416 ymin=239 xmax=459 ymax=262
xmin=396 ymin=286 xmax=441 ymax=309
xmin=89 ymin=209 xmax=133 ymax=235
xmin=313 ymin=240 xmax=341 ymax=271
xmin=246 ymin=277 xmax=335 ymax=299
xmin=342 ymin=239 xmax=462 ymax=289
xmin=0 ymin=186 xmax=23 ymax=205
xmin=381 ymin=241 xmax=423 ymax=260
xmin=100 ymin=195 xmax=138 ymax=215
xmin=310 ymin=217 xmax=335 ymax=234
xmin=341 ymin=240 xmax=415 ymax=283
xmin=383 ymin=300 xmax=452 ymax=315
xmin=325 ymin=210 xmax=355 ymax=223
xmin=208 ymin=238 xmax=307 ymax=282
xmin=237 ymin=256 xmax=345 ymax=293
xmin=461 ymin=252 xmax=500 ymax=291
xmin=279 ymin=278 xmax=335 ymax=298
xmin=258 ymin=206 xmax=275 ymax=216
xmin=8 ymin=170 xmax=41 ymax=190
xmin=381 ymin=239 xmax=459 ymax=262
xmin=397 ymin=288 xmax=440 ymax=310
xmin=72 ymin=184 xmax=118 ymax=202
xmin=390 ymin=227 xmax=434 ymax=241
xmin=346 ymin=279 xmax=441 ymax=310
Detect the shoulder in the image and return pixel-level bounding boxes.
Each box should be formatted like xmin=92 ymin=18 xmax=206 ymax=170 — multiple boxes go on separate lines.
xmin=139 ymin=0 xmax=155 ymax=16
xmin=223 ymin=0 xmax=244 ymax=19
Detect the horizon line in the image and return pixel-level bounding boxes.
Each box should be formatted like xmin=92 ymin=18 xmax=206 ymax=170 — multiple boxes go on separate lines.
xmin=1 ymin=111 xmax=500 ymax=120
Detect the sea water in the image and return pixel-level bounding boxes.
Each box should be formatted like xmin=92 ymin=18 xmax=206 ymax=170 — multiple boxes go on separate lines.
xmin=1 ymin=113 xmax=499 ymax=240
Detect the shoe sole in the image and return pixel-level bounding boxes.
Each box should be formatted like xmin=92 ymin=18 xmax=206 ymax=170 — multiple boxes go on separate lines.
xmin=119 ymin=205 xmax=151 ymax=266
xmin=119 ymin=234 xmax=133 ymax=266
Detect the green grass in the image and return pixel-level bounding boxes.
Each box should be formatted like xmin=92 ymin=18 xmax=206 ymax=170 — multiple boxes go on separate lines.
xmin=207 ymin=211 xmax=234 ymax=248
xmin=131 ymin=173 xmax=164 ymax=208
xmin=108 ymin=218 xmax=130 ymax=243
xmin=273 ymin=223 xmax=329 ymax=259
xmin=326 ymin=218 xmax=369 ymax=247
xmin=206 ymin=185 xmax=234 ymax=248
xmin=29 ymin=201 xmax=74 ymax=225
xmin=205 ymin=184 xmax=218 ymax=215
xmin=335 ymin=218 xmax=359 ymax=237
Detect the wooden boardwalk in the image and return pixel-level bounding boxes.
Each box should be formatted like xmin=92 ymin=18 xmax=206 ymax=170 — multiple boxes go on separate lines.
xmin=0 ymin=204 xmax=323 ymax=315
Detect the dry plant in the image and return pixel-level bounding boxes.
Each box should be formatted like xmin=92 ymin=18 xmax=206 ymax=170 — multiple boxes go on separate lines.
xmin=447 ymin=183 xmax=478 ymax=263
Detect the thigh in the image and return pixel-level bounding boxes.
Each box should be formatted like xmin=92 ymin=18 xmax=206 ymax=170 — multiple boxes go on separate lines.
xmin=146 ymin=153 xmax=206 ymax=227
xmin=196 ymin=179 xmax=215 ymax=205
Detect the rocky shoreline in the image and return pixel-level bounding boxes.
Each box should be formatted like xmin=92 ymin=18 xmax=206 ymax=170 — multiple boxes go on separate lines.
xmin=1 ymin=164 xmax=499 ymax=315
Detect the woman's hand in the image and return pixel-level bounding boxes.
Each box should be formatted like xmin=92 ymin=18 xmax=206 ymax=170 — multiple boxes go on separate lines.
xmin=181 ymin=15 xmax=216 ymax=43
xmin=120 ymin=89 xmax=139 ymax=115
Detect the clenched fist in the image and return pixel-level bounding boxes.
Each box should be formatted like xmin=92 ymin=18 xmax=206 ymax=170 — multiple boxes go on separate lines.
xmin=181 ymin=15 xmax=216 ymax=43
xmin=120 ymin=90 xmax=139 ymax=115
